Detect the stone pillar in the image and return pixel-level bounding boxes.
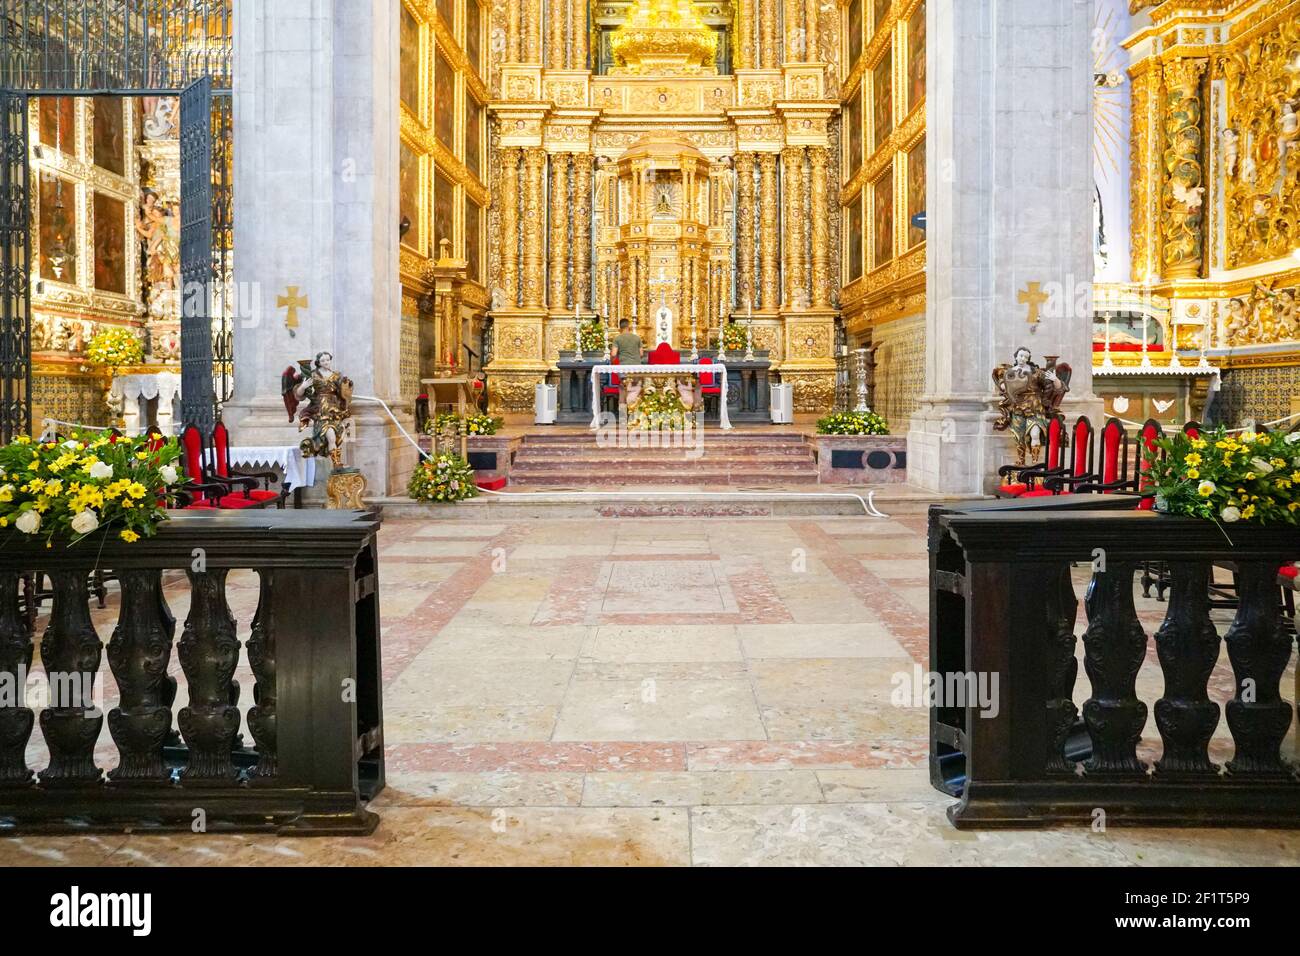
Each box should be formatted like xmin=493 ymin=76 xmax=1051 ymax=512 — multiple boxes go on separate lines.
xmin=782 ymin=146 xmax=806 ymax=308
xmin=737 ymin=0 xmax=754 ymax=69
xmin=548 ymin=0 xmax=566 ymax=70
xmin=572 ymin=153 xmax=593 ymax=311
xmin=809 ymin=145 xmax=830 ymax=307
xmin=524 ymin=0 xmax=542 ymax=63
xmin=521 ymin=147 xmax=547 ymax=307
xmin=226 ymin=0 xmax=415 ymax=497
xmin=548 ymin=152 xmax=570 ymax=311
xmin=499 ymin=146 xmax=521 ymax=307
xmin=758 ymin=152 xmax=780 ymax=311
xmin=907 ymin=0 xmax=1101 ymax=496
xmin=759 ymin=0 xmax=778 ymax=69
xmin=736 ymin=153 xmax=756 ymax=309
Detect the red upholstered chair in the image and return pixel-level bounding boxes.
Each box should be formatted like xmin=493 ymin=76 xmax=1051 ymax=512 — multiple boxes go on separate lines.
xmin=211 ymin=420 xmax=286 ymax=508
xmin=647 ymin=342 xmax=679 ymax=365
xmin=999 ymin=414 xmax=1067 ymax=497
xmin=698 ymin=355 xmax=722 ymax=417
xmin=602 ymin=355 xmax=621 ymax=413
xmin=177 ymin=424 xmax=258 ymax=510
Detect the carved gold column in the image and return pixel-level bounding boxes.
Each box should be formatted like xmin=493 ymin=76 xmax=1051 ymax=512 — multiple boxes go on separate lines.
xmin=499 ymin=146 xmax=522 ymax=307
xmin=1129 ymin=62 xmax=1159 ymax=282
xmin=521 ymin=147 xmax=547 ymax=308
xmin=549 ymin=152 xmax=570 ymax=311
xmin=1159 ymin=57 xmax=1207 ymax=280
xmin=759 ymin=0 xmax=777 ymax=69
xmin=809 ymin=146 xmax=830 ymax=307
xmin=783 ymin=146 xmax=806 ymax=308
xmin=572 ymin=0 xmax=589 ymax=69
xmin=803 ymin=0 xmax=817 ymax=62
xmin=573 ymin=153 xmax=593 ymax=311
xmin=524 ymin=0 xmax=542 ymax=63
xmin=507 ymin=0 xmax=521 ymax=62
xmin=759 ymin=152 xmax=779 ymax=310
xmin=548 ymin=0 xmax=566 ymax=70
xmin=737 ymin=0 xmax=754 ymax=69
xmin=783 ymin=0 xmax=801 ymax=62
xmin=736 ymin=153 xmax=756 ymax=310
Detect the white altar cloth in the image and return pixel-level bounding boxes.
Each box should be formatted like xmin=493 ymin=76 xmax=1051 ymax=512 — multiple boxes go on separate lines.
xmin=227 ymin=445 xmax=317 ymax=491
xmin=589 ymin=363 xmax=731 ymax=430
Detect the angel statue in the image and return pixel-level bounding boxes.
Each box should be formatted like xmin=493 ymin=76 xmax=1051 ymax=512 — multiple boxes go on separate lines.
xmin=992 ymin=347 xmax=1072 ymax=468
xmin=281 ymin=351 xmax=354 ymax=468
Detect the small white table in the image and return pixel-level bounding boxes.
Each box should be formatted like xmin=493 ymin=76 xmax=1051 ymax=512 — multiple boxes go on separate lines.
xmin=588 ymin=363 xmax=731 ymax=430
xmin=227 ymin=445 xmax=317 ymax=491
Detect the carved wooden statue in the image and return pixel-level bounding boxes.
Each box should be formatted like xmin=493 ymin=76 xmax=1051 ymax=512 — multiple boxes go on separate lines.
xmin=992 ymin=347 xmax=1071 ymax=467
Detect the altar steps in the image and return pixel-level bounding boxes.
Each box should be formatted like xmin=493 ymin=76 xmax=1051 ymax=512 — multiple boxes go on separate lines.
xmin=508 ymin=432 xmax=820 ymax=487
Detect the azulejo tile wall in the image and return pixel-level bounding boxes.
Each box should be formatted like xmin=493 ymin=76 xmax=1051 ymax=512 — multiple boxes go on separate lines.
xmin=1211 ymin=365 xmax=1300 ymax=428
xmin=870 ymin=312 xmax=925 ymax=432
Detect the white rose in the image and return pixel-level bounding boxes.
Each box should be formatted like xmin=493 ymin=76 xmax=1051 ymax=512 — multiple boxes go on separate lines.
xmin=15 ymin=510 xmax=41 ymax=535
xmin=1285 ymin=432 xmax=1300 ymax=445
xmin=159 ymin=465 xmax=178 ymax=485
xmin=1249 ymin=457 xmax=1274 ymax=475
xmin=1220 ymin=505 xmax=1241 ymax=523
xmin=70 ymin=510 xmax=99 ymax=535
xmin=62 ymin=439 xmax=79 ymax=449
xmin=88 ymin=461 xmax=113 ymax=480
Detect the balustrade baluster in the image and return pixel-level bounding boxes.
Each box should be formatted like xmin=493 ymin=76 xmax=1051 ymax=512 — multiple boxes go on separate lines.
xmin=1153 ymin=562 xmax=1220 ymax=774
xmin=38 ymin=571 xmax=104 ymax=786
xmin=247 ymin=570 xmax=277 ymax=780
xmin=1044 ymin=564 xmax=1079 ymax=772
xmin=107 ymin=570 xmax=176 ymax=783
xmin=178 ymin=569 xmax=241 ymax=784
xmin=1081 ymin=563 xmax=1148 ymax=774
xmin=1225 ymin=561 xmax=1293 ymax=774
xmin=0 ymin=572 xmax=35 ymax=787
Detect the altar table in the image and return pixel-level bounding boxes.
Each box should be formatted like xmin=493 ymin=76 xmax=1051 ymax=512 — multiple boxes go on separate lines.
xmin=588 ymin=363 xmax=732 ymax=430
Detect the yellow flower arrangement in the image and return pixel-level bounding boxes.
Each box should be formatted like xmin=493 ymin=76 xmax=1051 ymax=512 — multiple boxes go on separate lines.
xmin=1148 ymin=426 xmax=1300 ymax=527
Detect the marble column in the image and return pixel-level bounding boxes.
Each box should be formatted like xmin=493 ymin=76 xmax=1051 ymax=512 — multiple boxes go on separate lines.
xmin=524 ymin=0 xmax=542 ymax=63
xmin=737 ymin=0 xmax=754 ymax=69
xmin=759 ymin=0 xmax=778 ymax=69
xmin=498 ymin=147 xmax=521 ymax=307
xmin=226 ymin=0 xmax=415 ymax=496
xmin=548 ymin=0 xmax=566 ymax=70
xmin=759 ymin=152 xmax=780 ymax=311
xmin=907 ymin=0 xmax=1100 ymax=495
xmin=549 ymin=152 xmax=570 ymax=311
xmin=809 ymin=145 xmax=830 ymax=306
xmin=782 ymin=146 xmax=806 ymax=308
xmin=572 ymin=153 xmax=593 ymax=310
xmin=521 ymin=147 xmax=547 ymax=307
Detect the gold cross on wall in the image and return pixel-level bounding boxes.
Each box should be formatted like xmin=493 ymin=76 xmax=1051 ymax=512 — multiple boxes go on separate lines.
xmin=1017 ymin=282 xmax=1049 ymax=327
xmin=277 ymin=286 xmax=309 ymax=335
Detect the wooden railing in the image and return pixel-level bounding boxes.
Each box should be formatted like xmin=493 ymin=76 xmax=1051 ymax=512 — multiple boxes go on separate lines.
xmin=929 ymin=496 xmax=1300 ymax=828
xmin=0 ymin=510 xmax=384 ymax=835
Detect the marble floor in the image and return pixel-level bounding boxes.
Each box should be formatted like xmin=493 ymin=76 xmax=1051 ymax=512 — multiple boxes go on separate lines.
xmin=3 ymin=513 xmax=1300 ymax=866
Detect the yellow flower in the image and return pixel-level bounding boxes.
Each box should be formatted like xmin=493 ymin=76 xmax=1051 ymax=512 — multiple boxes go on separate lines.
xmin=1290 ymin=503 xmax=1299 ymax=513
xmin=1241 ymin=504 xmax=1257 ymax=520
xmin=134 ymin=451 xmax=148 ymax=461
xmin=1184 ymin=453 xmax=1202 ymax=467
xmin=1246 ymin=473 xmax=1256 ymax=480
xmin=1197 ymin=480 xmax=1216 ymax=497
xmin=14 ymin=436 xmax=30 ymax=444
xmin=1186 ymin=467 xmax=1200 ymax=479
xmin=1191 ymin=438 xmax=1207 ymax=449
xmin=126 ymin=481 xmax=148 ymax=500
xmin=119 ymin=529 xmax=139 ymax=543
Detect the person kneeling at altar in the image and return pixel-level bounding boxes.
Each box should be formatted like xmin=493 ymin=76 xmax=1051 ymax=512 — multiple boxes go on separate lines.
xmin=611 ymin=318 xmax=643 ymax=365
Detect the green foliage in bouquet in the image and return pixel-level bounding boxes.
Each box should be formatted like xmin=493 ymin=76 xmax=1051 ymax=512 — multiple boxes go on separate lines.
xmin=408 ymin=453 xmax=479 ymax=503
xmin=1146 ymin=425 xmax=1300 ymax=526
xmin=426 ymin=412 xmax=503 ymax=438
xmin=629 ymin=385 xmax=691 ymax=431
xmin=720 ymin=322 xmax=749 ymax=351
xmin=816 ymin=410 xmax=890 ymax=436
xmin=0 ymin=430 xmax=184 ymax=546
xmin=85 ymin=326 xmax=144 ymax=368
xmin=575 ymin=319 xmax=607 ymax=353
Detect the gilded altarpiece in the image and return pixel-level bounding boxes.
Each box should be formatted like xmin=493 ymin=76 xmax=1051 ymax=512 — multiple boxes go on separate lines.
xmin=484 ymin=0 xmax=844 ymax=413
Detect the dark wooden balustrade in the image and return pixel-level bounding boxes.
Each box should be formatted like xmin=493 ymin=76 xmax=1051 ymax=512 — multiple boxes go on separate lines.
xmin=0 ymin=510 xmax=384 ymax=835
xmin=929 ymin=496 xmax=1300 ymax=828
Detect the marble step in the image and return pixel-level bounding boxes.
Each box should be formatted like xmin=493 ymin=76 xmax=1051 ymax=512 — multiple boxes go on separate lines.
xmin=512 ymin=449 xmax=815 ymax=462
xmin=507 ymin=470 xmax=822 ymax=486
xmin=512 ymin=457 xmax=816 ymax=472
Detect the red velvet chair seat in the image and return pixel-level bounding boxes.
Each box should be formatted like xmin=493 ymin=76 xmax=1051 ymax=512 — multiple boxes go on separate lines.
xmin=647 ymin=342 xmax=680 ymax=365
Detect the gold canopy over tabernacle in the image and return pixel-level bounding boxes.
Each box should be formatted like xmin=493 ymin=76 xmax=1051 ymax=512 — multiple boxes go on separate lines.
xmin=609 ymin=0 xmax=719 ymax=75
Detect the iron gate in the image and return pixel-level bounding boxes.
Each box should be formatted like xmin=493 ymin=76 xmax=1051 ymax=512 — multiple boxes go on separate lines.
xmin=0 ymin=0 xmax=232 ymax=442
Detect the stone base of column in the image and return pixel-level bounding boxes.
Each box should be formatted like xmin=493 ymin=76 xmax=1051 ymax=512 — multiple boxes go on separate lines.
xmin=907 ymin=393 xmax=1105 ymax=496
